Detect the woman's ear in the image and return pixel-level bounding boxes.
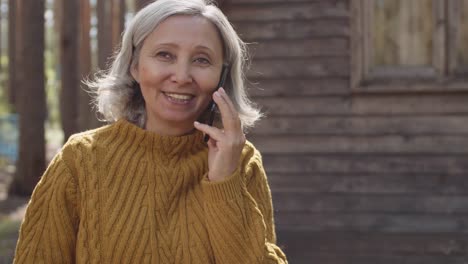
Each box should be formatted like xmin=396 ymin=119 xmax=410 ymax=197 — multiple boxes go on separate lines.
xmin=130 ymin=64 xmax=140 ymax=83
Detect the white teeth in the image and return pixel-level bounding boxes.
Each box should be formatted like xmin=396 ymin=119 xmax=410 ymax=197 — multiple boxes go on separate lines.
xmin=164 ymin=93 xmax=193 ymax=100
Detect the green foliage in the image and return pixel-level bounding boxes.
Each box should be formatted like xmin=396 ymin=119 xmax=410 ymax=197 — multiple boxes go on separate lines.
xmin=0 ymin=217 xmax=20 ymax=239
xmin=45 ymin=49 xmax=60 ymax=128
xmin=0 ymin=53 xmax=61 ymax=126
xmin=0 ymin=217 xmax=20 ymax=260
xmin=0 ymin=55 xmax=11 ymax=115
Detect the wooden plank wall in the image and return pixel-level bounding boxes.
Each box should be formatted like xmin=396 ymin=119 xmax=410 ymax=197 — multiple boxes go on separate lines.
xmin=222 ymin=0 xmax=468 ymax=263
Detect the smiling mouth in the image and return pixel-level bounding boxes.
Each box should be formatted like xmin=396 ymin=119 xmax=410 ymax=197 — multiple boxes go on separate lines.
xmin=163 ymin=92 xmax=194 ymax=104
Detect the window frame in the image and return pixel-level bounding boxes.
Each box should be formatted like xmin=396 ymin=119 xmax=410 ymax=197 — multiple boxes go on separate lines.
xmin=448 ymin=0 xmax=468 ymax=76
xmin=351 ymin=0 xmax=468 ymax=93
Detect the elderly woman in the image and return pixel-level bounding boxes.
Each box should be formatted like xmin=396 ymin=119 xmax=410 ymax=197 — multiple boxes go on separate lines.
xmin=14 ymin=0 xmax=288 ymax=263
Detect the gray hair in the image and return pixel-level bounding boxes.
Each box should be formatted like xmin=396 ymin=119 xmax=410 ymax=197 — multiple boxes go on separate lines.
xmin=87 ymin=0 xmax=262 ymax=130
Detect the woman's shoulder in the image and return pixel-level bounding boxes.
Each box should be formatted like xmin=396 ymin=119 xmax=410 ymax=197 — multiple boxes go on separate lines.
xmin=58 ymin=122 xmax=119 ymax=168
xmin=67 ymin=122 xmax=116 ymax=144
xmin=237 ymin=140 xmax=270 ymax=185
xmin=241 ymin=140 xmax=261 ymax=159
xmin=63 ymin=121 xmax=120 ymax=151
xmin=240 ymin=140 xmax=264 ymax=169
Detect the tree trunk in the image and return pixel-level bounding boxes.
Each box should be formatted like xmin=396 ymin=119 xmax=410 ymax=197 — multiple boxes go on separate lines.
xmin=78 ymin=0 xmax=98 ymax=131
xmin=60 ymin=0 xmax=79 ymax=140
xmin=0 ymin=0 xmax=2 ymax=76
xmin=7 ymin=0 xmax=16 ymax=110
xmin=9 ymin=0 xmax=46 ymax=196
xmin=97 ymin=0 xmax=113 ymax=70
xmin=135 ymin=0 xmax=152 ymax=11
xmin=91 ymin=0 xmax=125 ymax=128
xmin=53 ymin=0 xmax=62 ymax=37
xmin=112 ymin=0 xmax=126 ymax=47
xmin=135 ymin=0 xmax=154 ymax=12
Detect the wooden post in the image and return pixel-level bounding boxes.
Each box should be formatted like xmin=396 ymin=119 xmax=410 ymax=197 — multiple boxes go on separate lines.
xmin=60 ymin=0 xmax=79 ymax=140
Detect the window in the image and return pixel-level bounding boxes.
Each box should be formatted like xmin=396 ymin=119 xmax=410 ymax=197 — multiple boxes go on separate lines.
xmin=351 ymin=0 xmax=468 ymax=93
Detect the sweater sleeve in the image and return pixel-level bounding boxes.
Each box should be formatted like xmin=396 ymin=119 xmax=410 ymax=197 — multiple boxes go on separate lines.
xmin=14 ymin=153 xmax=79 ymax=264
xmin=201 ymin=144 xmax=288 ymax=264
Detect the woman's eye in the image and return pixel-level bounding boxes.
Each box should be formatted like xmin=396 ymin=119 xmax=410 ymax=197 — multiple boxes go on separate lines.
xmin=156 ymin=51 xmax=173 ymax=61
xmin=194 ymin=57 xmax=211 ymax=65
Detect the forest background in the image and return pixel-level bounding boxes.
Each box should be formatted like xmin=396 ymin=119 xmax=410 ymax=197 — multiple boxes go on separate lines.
xmin=0 ymin=0 xmax=152 ymax=262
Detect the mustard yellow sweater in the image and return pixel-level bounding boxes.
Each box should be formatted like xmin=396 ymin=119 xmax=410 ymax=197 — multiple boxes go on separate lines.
xmin=14 ymin=119 xmax=287 ymax=263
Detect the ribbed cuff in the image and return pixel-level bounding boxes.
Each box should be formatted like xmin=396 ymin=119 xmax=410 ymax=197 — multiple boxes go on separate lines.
xmin=202 ymin=169 xmax=244 ymax=202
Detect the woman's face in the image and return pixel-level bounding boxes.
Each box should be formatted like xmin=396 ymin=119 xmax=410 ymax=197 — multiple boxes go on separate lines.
xmin=131 ymin=15 xmax=224 ymax=135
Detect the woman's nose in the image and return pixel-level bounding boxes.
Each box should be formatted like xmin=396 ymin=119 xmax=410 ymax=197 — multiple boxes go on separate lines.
xmin=170 ymin=63 xmax=193 ymax=84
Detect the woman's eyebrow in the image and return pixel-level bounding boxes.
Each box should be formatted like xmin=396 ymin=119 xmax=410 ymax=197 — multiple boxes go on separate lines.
xmin=195 ymin=45 xmax=212 ymax=51
xmin=152 ymin=42 xmax=178 ymax=48
xmin=194 ymin=45 xmax=216 ymax=56
xmin=148 ymin=42 xmax=217 ymax=57
xmin=151 ymin=43 xmax=213 ymax=51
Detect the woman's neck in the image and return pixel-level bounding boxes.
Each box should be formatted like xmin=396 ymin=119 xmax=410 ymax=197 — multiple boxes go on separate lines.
xmin=145 ymin=118 xmax=196 ymax=136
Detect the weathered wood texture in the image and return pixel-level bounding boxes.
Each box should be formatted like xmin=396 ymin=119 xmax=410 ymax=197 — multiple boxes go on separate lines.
xmin=224 ymin=0 xmax=468 ymax=263
xmin=277 ymin=231 xmax=468 ymax=264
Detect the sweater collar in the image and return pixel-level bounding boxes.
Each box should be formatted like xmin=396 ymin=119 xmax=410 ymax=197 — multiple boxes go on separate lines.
xmin=115 ymin=118 xmax=206 ymax=158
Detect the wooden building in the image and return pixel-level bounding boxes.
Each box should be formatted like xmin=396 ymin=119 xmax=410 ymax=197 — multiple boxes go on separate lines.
xmin=221 ymin=0 xmax=468 ymax=263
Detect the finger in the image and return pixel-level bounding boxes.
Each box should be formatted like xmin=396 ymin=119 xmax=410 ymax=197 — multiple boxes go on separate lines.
xmin=219 ymin=87 xmax=238 ymax=115
xmin=212 ymin=90 xmax=232 ymax=118
xmin=194 ymin=121 xmax=224 ymax=141
xmin=213 ymin=91 xmax=240 ymax=131
xmin=207 ymin=137 xmax=217 ymax=149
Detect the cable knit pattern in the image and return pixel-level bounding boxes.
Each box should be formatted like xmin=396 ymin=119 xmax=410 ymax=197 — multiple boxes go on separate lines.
xmin=13 ymin=119 xmax=288 ymax=264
